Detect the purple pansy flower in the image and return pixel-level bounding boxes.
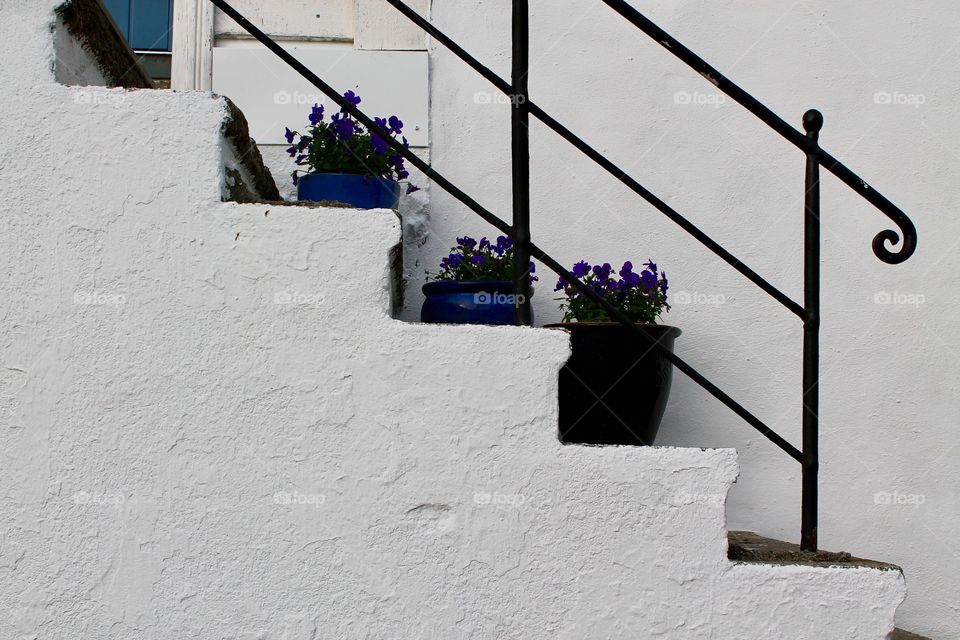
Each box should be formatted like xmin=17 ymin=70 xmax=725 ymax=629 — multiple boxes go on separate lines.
xmin=640 ymin=270 xmax=657 ymax=289
xmin=592 ymin=263 xmax=612 ymax=280
xmin=371 ymin=134 xmax=388 ymax=155
xmin=333 ymin=117 xmax=356 ymax=141
xmin=428 ymin=234 xmax=537 ymax=285
xmin=556 ymin=257 xmax=670 ymax=323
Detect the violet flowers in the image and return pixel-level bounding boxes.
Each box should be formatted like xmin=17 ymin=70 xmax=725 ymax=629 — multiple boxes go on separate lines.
xmin=284 ymin=90 xmax=419 ymax=194
xmin=429 ymin=235 xmax=538 ymax=283
xmin=555 ymin=260 xmax=669 ymax=323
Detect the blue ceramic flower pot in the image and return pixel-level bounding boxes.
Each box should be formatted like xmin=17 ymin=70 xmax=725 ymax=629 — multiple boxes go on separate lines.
xmin=297 ymin=173 xmax=401 ymax=209
xmin=421 ymin=280 xmax=531 ymax=326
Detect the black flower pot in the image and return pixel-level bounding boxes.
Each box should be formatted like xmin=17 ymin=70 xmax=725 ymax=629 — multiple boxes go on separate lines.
xmin=545 ymin=323 xmax=681 ymax=446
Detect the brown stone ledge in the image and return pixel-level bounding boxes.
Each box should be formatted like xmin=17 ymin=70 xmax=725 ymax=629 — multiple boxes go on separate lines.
xmin=55 ymin=0 xmax=154 ymax=89
xmin=728 ymin=531 xmax=901 ymax=571
xmin=221 ymin=97 xmax=282 ymax=203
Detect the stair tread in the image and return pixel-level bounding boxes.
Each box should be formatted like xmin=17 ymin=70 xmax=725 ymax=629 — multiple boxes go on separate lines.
xmin=728 ymin=531 xmax=900 ymax=570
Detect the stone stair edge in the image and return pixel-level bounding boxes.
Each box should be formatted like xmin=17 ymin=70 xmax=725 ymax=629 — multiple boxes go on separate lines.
xmin=56 ymin=0 xmax=153 ymax=89
xmin=728 ymin=530 xmax=902 ymax=571
xmin=891 ymin=629 xmax=933 ymax=640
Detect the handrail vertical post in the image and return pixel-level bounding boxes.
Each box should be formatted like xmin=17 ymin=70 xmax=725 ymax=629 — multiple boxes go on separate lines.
xmin=511 ymin=0 xmax=533 ymax=325
xmin=801 ymin=109 xmax=823 ymax=552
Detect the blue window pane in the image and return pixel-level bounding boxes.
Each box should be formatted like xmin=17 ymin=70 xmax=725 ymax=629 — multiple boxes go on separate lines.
xmin=103 ymin=0 xmax=131 ymax=39
xmin=103 ymin=0 xmax=173 ymax=52
xmin=129 ymin=0 xmax=173 ymax=51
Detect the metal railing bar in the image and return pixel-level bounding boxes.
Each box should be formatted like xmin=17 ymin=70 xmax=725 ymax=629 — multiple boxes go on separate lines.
xmin=511 ymin=0 xmax=533 ymax=325
xmin=800 ymin=109 xmax=823 ymax=551
xmin=598 ymin=0 xmax=917 ymax=265
xmin=208 ymin=0 xmax=512 ymax=238
xmin=529 ymin=105 xmax=806 ymax=317
xmin=382 ymin=0 xmax=805 ymax=319
xmin=209 ymin=0 xmax=804 ymax=462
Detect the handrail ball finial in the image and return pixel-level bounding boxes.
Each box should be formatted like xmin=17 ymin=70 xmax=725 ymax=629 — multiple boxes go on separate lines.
xmin=803 ymin=109 xmax=824 ymax=135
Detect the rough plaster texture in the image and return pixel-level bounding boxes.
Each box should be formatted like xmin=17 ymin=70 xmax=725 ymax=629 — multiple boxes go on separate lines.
xmin=262 ymin=143 xmax=433 ymax=291
xmin=418 ymin=1 xmax=959 ymax=637
xmin=0 ymin=2 xmax=908 ymax=638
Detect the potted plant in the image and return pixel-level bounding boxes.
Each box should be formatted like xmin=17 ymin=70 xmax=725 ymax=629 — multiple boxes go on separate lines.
xmin=421 ymin=235 xmax=537 ymax=326
xmin=546 ymin=260 xmax=680 ymax=446
xmin=284 ymin=90 xmax=419 ymax=208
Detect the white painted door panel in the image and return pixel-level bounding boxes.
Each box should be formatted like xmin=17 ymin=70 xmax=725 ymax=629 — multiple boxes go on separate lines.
xmin=212 ymin=47 xmax=429 ymax=146
xmin=214 ymin=0 xmax=355 ymax=40
xmin=356 ymin=0 xmax=429 ymax=50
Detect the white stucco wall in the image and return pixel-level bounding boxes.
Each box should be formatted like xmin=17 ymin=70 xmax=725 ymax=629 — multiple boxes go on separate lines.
xmin=419 ymin=1 xmax=959 ymax=637
xmin=0 ymin=1 xmax=911 ymax=638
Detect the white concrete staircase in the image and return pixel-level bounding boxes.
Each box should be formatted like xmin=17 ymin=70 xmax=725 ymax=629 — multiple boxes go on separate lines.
xmin=0 ymin=1 xmax=909 ymax=638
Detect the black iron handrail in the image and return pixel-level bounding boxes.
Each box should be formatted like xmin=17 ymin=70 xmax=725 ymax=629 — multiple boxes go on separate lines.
xmin=208 ymin=0 xmax=917 ymax=552
xmin=599 ymin=0 xmax=917 ymax=266
xmin=382 ymin=0 xmax=805 ymax=318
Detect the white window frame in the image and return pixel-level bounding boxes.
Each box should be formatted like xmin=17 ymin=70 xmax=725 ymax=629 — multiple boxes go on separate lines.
xmin=170 ymin=0 xmax=429 ymax=90
xmin=171 ymin=0 xmax=215 ymax=90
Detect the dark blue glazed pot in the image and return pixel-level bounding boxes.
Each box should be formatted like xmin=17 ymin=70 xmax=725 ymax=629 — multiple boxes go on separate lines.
xmin=297 ymin=173 xmax=401 ymax=209
xmin=421 ymin=280 xmax=531 ymax=326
